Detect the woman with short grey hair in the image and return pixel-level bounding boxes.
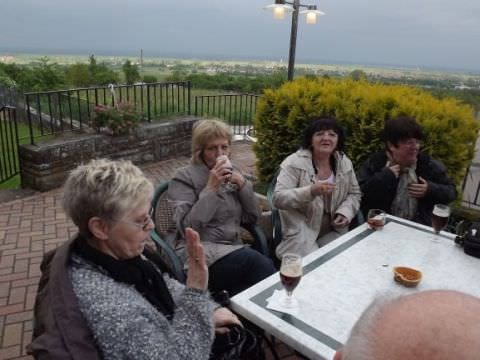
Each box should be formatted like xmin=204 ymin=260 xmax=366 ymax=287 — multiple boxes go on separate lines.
xmin=28 ymin=159 xmax=240 ymax=360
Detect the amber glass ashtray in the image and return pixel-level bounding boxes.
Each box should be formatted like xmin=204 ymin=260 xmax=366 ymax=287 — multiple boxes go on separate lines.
xmin=393 ymin=267 xmax=422 ymax=287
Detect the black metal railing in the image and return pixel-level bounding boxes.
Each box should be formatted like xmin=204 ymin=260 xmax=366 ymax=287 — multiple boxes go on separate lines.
xmin=461 ymin=163 xmax=480 ymax=209
xmin=0 ymin=106 xmax=20 ymax=183
xmin=24 ymin=81 xmax=191 ymax=144
xmin=194 ymin=94 xmax=260 ymax=137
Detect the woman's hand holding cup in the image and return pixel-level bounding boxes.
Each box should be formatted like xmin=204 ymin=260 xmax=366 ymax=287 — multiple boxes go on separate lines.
xmin=206 ymin=156 xmax=234 ymax=192
xmin=311 ymin=181 xmax=335 ymax=197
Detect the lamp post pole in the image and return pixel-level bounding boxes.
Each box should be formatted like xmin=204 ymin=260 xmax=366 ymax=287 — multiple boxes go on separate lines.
xmin=264 ymin=0 xmax=323 ymax=81
xmin=287 ymin=0 xmax=300 ymax=81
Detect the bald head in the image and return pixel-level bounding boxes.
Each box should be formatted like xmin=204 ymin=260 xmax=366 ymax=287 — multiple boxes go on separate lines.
xmin=339 ymin=290 xmax=480 ymax=360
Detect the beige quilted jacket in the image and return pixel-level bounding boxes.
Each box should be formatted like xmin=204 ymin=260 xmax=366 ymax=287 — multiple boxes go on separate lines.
xmin=273 ymin=149 xmax=361 ymax=258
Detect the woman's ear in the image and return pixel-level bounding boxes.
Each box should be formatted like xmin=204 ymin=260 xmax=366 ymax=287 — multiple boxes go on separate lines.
xmin=386 ymin=141 xmax=396 ymax=152
xmin=88 ymin=217 xmax=110 ymax=241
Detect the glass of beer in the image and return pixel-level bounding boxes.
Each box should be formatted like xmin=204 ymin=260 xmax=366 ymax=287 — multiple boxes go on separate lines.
xmin=432 ymin=204 xmax=450 ymax=239
xmin=367 ymin=209 xmax=386 ymax=230
xmin=216 ymin=155 xmax=237 ymax=192
xmin=279 ymin=253 xmax=303 ymax=308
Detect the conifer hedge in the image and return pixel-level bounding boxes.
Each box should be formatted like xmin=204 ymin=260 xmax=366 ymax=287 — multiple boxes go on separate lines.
xmin=253 ymin=77 xmax=478 ymax=189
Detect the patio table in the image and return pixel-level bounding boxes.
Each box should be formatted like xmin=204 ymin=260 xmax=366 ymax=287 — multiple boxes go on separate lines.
xmin=230 ymin=215 xmax=480 ymax=359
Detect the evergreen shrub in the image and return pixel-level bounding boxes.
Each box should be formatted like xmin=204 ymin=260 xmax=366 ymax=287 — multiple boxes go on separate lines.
xmin=254 ymin=77 xmax=478 ymax=190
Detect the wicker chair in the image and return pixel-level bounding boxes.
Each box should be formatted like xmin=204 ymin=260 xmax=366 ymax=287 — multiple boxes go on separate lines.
xmin=150 ymin=182 xmax=186 ymax=282
xmin=150 ymin=181 xmax=271 ymax=283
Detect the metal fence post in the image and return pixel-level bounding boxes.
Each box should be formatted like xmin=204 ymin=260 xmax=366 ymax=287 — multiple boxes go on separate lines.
xmin=187 ymin=81 xmax=191 ymax=115
xmin=146 ymin=84 xmax=151 ymax=122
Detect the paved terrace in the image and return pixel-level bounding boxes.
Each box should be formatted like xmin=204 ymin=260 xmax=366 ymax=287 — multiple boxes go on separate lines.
xmin=0 ymin=141 xmax=299 ymax=360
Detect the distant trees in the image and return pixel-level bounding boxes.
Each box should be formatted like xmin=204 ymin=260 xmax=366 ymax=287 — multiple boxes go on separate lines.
xmin=429 ymin=88 xmax=480 ymax=116
xmin=349 ymin=69 xmax=368 ymax=81
xmin=142 ymin=75 xmax=158 ymax=83
xmin=88 ymin=55 xmax=119 ymax=85
xmin=0 ymin=57 xmax=65 ymax=91
xmin=122 ymin=60 xmax=140 ymax=85
xmin=93 ymin=64 xmax=119 ymax=85
xmin=165 ymin=72 xmax=287 ymax=94
xmin=0 ymin=55 xmax=478 ymax=119
xmin=0 ymin=63 xmax=23 ymax=88
xmin=65 ymin=63 xmax=90 ymax=87
xmin=1 ymin=55 xmax=120 ymax=91
xmin=66 ymin=55 xmax=119 ymax=87
xmin=31 ymin=57 xmax=66 ymax=91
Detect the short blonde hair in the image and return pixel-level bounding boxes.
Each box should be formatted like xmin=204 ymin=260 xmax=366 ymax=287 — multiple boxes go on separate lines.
xmin=63 ymin=159 xmax=154 ymax=237
xmin=191 ymin=119 xmax=232 ymax=164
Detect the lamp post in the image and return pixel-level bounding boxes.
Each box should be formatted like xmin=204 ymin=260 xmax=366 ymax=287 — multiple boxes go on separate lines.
xmin=264 ymin=0 xmax=325 ymax=81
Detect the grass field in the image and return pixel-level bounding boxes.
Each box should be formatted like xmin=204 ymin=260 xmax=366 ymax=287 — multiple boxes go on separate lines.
xmin=0 ymin=122 xmax=54 ymax=190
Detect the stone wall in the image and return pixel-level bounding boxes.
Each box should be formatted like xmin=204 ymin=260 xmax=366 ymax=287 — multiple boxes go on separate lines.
xmin=19 ymin=116 xmax=200 ymax=191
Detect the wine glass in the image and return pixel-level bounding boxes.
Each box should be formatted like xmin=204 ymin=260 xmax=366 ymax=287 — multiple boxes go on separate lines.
xmin=432 ymin=204 xmax=450 ymax=240
xmin=279 ymin=253 xmax=303 ymax=308
xmin=367 ymin=209 xmax=386 ymax=230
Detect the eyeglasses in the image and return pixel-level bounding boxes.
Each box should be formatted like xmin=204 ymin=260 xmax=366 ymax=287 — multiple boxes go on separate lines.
xmin=399 ymin=139 xmax=421 ymax=147
xmin=112 ymin=207 xmax=154 ymax=231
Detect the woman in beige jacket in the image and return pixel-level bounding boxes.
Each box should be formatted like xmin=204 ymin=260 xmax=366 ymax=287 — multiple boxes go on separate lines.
xmin=273 ymin=118 xmax=362 ymax=259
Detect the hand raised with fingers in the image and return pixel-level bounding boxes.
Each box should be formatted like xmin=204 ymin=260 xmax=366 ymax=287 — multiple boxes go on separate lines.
xmin=185 ymin=227 xmax=208 ymax=290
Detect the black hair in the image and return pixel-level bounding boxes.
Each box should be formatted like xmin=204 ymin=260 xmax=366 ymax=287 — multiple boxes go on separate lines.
xmin=301 ymin=117 xmax=346 ymax=152
xmin=381 ymin=116 xmax=425 ymax=146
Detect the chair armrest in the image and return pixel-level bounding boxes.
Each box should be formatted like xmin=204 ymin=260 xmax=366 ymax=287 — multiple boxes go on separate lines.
xmin=242 ymin=223 xmax=270 ymax=258
xmin=271 ymin=209 xmax=282 ymax=257
xmin=150 ymin=230 xmax=186 ymax=283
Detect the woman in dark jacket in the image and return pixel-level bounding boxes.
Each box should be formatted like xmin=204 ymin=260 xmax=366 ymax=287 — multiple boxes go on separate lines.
xmin=358 ymin=116 xmax=456 ymax=225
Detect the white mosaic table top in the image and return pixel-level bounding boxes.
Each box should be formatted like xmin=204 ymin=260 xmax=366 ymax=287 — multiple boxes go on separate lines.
xmin=231 ymin=216 xmax=480 ymax=360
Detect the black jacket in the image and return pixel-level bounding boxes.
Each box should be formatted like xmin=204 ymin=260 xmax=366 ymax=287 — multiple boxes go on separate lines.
xmin=357 ymin=151 xmax=456 ymax=226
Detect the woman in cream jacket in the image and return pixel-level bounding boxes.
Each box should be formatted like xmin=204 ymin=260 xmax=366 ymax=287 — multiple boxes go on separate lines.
xmin=273 ymin=118 xmax=362 ymax=258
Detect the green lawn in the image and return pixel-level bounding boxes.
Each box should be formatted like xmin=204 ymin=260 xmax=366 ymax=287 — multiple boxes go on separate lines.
xmin=0 ymin=122 xmax=54 ymax=190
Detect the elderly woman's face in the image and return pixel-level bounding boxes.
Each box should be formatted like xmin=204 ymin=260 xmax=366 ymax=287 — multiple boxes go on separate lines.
xmin=312 ymin=129 xmax=338 ymax=157
xmin=202 ymin=137 xmax=230 ymax=168
xmin=102 ymin=201 xmax=154 ymax=260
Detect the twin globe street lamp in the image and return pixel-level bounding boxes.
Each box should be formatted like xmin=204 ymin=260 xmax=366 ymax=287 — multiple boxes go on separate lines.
xmin=264 ymin=0 xmax=325 ymax=81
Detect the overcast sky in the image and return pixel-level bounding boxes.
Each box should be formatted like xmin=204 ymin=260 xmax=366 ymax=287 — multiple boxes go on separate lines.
xmin=1 ymin=0 xmax=480 ymax=71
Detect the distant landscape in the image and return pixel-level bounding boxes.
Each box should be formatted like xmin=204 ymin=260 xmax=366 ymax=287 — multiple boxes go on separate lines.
xmin=2 ymin=52 xmax=480 ymax=84
xmin=1 ymin=51 xmax=480 ymax=116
